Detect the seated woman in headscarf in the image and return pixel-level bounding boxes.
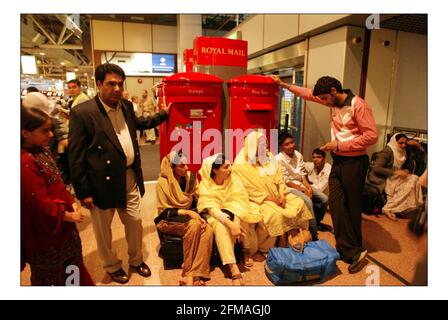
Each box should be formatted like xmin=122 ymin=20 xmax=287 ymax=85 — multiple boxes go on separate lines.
xmin=197 ymin=153 xmax=263 ymax=285
xmin=232 ymin=131 xmax=313 ymax=255
xmin=366 ymin=133 xmax=424 ymax=220
xmin=156 ymin=151 xmax=214 ymax=286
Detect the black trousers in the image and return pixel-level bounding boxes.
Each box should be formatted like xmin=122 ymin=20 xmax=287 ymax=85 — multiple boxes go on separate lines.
xmin=329 ymin=154 xmax=369 ymax=263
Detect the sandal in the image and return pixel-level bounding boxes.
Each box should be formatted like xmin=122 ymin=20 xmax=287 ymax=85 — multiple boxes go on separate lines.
xmin=252 ymin=251 xmax=267 ymax=262
xmin=231 ymin=273 xmax=244 ymax=286
xmin=244 ymin=256 xmax=254 ymax=268
xmin=179 ymin=276 xmax=194 ymax=286
xmin=193 ymin=278 xmax=206 ymax=286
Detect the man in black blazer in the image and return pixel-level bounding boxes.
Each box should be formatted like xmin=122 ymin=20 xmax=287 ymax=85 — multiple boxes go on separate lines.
xmin=69 ymin=63 xmax=170 ymax=284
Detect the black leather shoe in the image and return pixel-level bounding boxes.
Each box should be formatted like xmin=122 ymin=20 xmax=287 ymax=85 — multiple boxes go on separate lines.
xmin=317 ymin=223 xmax=333 ymax=232
xmin=108 ymin=268 xmax=129 ymax=284
xmin=348 ymin=250 xmax=368 ymax=274
xmin=130 ymin=262 xmax=151 ymax=277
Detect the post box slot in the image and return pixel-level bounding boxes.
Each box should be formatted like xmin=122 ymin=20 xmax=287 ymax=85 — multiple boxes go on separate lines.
xmin=244 ymin=103 xmax=273 ymax=111
xmin=190 ymin=109 xmax=205 ymax=118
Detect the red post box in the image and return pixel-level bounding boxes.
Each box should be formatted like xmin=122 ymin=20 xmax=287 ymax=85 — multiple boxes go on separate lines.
xmin=158 ymin=72 xmax=224 ymax=173
xmin=227 ymin=75 xmax=279 ymax=161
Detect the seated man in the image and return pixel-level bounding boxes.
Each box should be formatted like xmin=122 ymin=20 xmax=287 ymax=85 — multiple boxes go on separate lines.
xmin=275 ymin=133 xmax=330 ymax=239
xmin=304 ymin=148 xmax=331 ymax=196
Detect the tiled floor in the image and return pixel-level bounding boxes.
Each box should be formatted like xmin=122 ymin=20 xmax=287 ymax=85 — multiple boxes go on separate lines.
xmin=20 ymin=182 xmax=427 ymax=286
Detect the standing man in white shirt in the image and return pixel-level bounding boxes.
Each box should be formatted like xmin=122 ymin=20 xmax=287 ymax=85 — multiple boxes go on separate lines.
xmin=275 ymin=133 xmax=329 ymax=240
xmin=69 ymin=63 xmax=171 ymax=284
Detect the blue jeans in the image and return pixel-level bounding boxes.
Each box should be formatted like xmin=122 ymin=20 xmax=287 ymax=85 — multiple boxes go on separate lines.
xmin=310 ymin=186 xmax=329 ymax=223
xmin=289 ymin=187 xmax=329 ymax=239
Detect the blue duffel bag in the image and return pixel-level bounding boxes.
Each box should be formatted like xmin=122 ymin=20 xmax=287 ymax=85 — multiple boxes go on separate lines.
xmin=264 ymin=240 xmax=340 ymax=285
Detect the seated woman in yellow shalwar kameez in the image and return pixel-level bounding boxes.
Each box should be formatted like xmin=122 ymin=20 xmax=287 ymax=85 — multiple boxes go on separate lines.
xmin=197 ymin=153 xmax=262 ymax=286
xmin=156 ymin=151 xmax=214 ymax=286
xmin=232 ymin=131 xmax=313 ymax=255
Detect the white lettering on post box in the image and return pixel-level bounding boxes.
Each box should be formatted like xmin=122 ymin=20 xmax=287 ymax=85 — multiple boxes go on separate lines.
xmin=251 ymin=89 xmax=269 ymax=95
xmin=188 ymin=89 xmax=204 ymax=94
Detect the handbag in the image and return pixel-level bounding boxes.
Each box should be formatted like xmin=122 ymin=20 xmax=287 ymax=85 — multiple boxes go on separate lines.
xmin=362 ymin=182 xmax=384 ymax=216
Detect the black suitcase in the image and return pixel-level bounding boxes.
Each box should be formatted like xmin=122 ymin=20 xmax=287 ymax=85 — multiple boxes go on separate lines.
xmin=157 ymin=229 xmax=244 ymax=269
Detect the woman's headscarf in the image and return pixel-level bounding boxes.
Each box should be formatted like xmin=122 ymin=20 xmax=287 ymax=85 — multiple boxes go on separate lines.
xmin=22 ymin=92 xmax=51 ymax=114
xmin=197 ymin=154 xmax=261 ymax=223
xmin=156 ymin=151 xmax=196 ymax=213
xmin=233 ymin=131 xmax=287 ymax=205
xmin=235 ymin=130 xmax=278 ymax=176
xmin=387 ymin=133 xmax=407 ymax=170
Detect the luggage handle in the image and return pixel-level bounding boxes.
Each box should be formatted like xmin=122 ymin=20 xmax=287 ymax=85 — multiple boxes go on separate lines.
xmin=288 ymin=228 xmax=311 ymax=253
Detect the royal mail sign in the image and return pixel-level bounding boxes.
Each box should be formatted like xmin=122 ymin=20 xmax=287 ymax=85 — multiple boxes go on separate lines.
xmin=194 ymin=36 xmax=248 ymax=68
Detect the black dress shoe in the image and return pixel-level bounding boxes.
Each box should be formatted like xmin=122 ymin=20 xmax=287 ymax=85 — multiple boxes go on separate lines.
xmin=108 ymin=268 xmax=129 ymax=284
xmin=130 ymin=262 xmax=151 ymax=277
xmin=348 ymin=250 xmax=368 ymax=274
xmin=317 ymin=223 xmax=334 ymax=232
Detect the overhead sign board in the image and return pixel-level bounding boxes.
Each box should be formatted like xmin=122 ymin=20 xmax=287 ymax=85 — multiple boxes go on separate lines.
xmin=152 ymin=54 xmax=176 ymax=73
xmin=194 ymin=36 xmax=248 ymax=68
xmin=101 ymin=52 xmax=176 ymax=76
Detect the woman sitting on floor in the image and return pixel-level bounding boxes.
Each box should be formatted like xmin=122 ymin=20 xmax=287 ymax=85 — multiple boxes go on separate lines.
xmin=232 ymin=131 xmax=313 ymax=255
xmin=197 ymin=153 xmax=262 ymax=286
xmin=156 ymin=151 xmax=213 ymax=286
xmin=367 ymin=133 xmax=424 ymax=220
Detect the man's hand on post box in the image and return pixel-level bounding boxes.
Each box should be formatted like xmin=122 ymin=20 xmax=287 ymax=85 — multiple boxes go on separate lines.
xmin=269 ymin=75 xmax=290 ymax=89
xmin=269 ymin=75 xmax=281 ymax=84
xmin=161 ymin=95 xmax=172 ymax=115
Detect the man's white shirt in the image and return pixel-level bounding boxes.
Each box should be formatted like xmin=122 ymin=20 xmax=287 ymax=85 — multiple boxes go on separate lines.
xmin=275 ymin=150 xmax=308 ymax=188
xmin=304 ymin=162 xmax=332 ymax=194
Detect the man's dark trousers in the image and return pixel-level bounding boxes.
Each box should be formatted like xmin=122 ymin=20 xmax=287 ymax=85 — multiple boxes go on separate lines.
xmin=329 ymin=154 xmax=369 ymax=263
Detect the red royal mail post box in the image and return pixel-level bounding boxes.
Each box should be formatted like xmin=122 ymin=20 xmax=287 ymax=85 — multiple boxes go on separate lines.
xmin=158 ymin=72 xmax=224 ymax=173
xmin=227 ymin=75 xmax=279 ymax=160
